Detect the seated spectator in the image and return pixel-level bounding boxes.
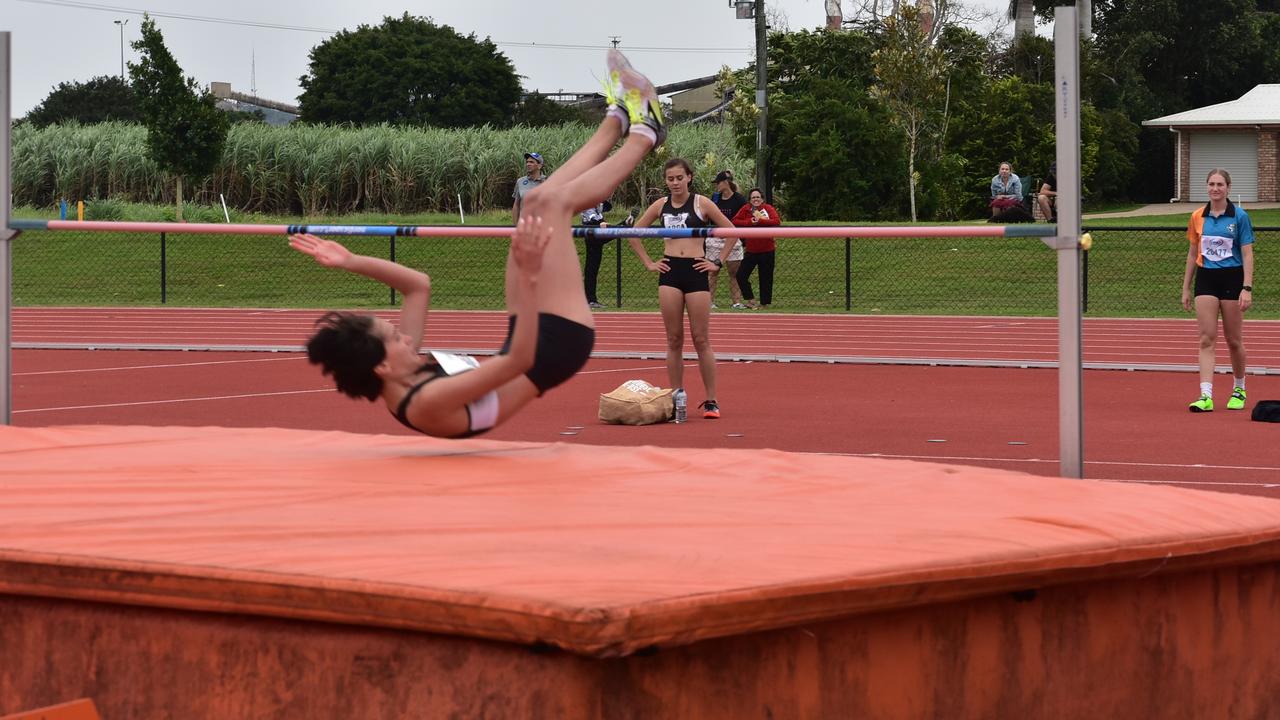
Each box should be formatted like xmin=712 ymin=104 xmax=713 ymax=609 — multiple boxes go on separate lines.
xmin=990 ymin=161 xmax=1022 ymax=217
xmin=1037 ymin=162 xmax=1057 ymax=222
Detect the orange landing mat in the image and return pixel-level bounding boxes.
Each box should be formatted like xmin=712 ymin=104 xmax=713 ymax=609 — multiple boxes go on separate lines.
xmin=5 ymin=425 xmax=1280 ymax=718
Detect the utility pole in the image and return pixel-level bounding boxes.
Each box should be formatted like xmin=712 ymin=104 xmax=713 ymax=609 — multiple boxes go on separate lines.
xmin=113 ymin=19 xmax=129 ymax=80
xmin=609 ymin=36 xmax=621 ymax=49
xmin=754 ymin=0 xmax=768 ymax=200
xmin=729 ymin=0 xmax=770 ymax=198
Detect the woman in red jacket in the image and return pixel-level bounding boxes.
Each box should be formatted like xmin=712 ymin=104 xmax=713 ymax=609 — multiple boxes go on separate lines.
xmin=731 ymin=188 xmax=781 ymax=309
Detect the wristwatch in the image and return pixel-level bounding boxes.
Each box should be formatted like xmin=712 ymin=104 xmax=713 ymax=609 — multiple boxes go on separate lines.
xmin=1243 ymin=285 xmax=1254 ymax=292
xmin=713 ymin=259 xmax=723 ymax=268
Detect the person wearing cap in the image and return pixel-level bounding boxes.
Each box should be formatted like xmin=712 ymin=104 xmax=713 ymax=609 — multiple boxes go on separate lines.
xmin=512 ymin=152 xmax=547 ymax=224
xmin=708 ymin=170 xmax=747 ymax=309
xmin=580 ymin=198 xmax=614 ymax=309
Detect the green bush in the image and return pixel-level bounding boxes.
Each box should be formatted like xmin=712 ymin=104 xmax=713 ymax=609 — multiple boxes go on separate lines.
xmin=83 ymin=198 xmax=126 ymax=220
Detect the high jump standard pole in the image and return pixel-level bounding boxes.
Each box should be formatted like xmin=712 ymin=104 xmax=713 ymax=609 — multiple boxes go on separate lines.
xmin=1 ymin=32 xmax=13 ymax=425
xmin=1053 ymin=7 xmax=1084 ymax=478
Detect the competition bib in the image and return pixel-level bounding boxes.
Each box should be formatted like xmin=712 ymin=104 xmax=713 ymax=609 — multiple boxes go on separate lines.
xmin=663 ymin=212 xmax=690 ymax=229
xmin=1200 ymin=234 xmax=1234 ymax=263
xmin=429 ymin=350 xmax=480 ymax=376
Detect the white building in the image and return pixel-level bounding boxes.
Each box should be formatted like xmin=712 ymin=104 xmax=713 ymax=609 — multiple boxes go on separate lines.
xmin=1144 ymin=85 xmax=1280 ymax=203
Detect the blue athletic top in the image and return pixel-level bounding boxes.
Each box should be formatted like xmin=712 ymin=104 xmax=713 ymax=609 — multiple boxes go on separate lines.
xmin=1187 ymin=201 xmax=1254 ymax=269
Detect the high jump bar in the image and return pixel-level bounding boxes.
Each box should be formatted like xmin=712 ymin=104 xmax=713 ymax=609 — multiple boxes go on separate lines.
xmin=8 ymin=219 xmax=1059 ymax=240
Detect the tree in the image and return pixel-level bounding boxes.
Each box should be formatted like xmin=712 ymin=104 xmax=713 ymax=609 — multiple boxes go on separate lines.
xmin=768 ymin=79 xmax=909 ymax=220
xmin=918 ymin=24 xmax=995 ymax=218
xmin=1008 ymin=0 xmax=1035 ymax=40
xmin=945 ymin=75 xmax=1105 ymax=212
xmin=24 ymin=76 xmax=139 ymax=128
xmin=722 ymin=27 xmax=880 ymax=161
xmin=298 ymin=14 xmax=522 ymax=128
xmin=766 ymin=28 xmax=880 ymax=91
xmin=838 ymin=0 xmax=1001 ymax=43
xmin=1085 ymin=0 xmax=1275 ymax=200
xmin=721 ymin=28 xmax=892 ymax=217
xmin=129 ymin=15 xmax=229 ymax=220
xmin=872 ymin=6 xmax=948 ymax=221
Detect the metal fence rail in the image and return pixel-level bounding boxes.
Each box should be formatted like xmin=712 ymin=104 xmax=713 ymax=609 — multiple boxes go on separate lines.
xmin=6 ymin=226 xmax=1271 ymax=318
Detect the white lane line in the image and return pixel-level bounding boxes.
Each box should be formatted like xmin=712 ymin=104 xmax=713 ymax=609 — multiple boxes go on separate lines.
xmin=577 ymin=363 xmax=685 ymax=376
xmin=15 ymin=355 xmax=304 ymax=376
xmin=14 ymin=388 xmax=330 ymax=413
xmin=13 ymin=361 xmax=689 ymax=413
xmin=821 ymin=452 xmax=1280 ymax=474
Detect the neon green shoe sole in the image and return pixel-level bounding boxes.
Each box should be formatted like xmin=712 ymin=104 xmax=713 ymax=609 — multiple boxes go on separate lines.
xmin=606 ymin=49 xmax=634 ymax=97
xmin=1189 ymin=394 xmax=1214 ymax=413
xmin=603 ymin=50 xmax=634 ymax=116
xmin=1227 ymin=388 xmax=1247 ymax=410
xmin=618 ymin=69 xmax=667 ymax=146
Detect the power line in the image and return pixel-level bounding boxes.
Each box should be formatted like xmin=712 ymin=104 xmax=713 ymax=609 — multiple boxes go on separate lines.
xmin=17 ymin=0 xmax=339 ymax=33
xmin=16 ymin=0 xmax=752 ymax=54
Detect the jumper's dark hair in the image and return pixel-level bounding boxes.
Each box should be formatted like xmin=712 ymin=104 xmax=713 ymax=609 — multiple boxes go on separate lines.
xmin=747 ymin=187 xmax=765 ymax=200
xmin=664 ymin=158 xmax=695 ymax=193
xmin=306 ymin=311 xmax=386 ymax=401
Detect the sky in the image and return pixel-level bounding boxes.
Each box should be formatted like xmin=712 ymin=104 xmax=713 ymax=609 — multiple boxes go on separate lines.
xmin=2 ymin=0 xmax=1015 ymax=118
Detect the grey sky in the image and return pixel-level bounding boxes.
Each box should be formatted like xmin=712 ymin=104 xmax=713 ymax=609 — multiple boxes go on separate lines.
xmin=3 ymin=0 xmax=1014 ymax=118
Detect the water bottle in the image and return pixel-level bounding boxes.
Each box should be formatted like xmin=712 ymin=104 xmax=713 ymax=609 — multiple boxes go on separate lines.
xmin=673 ymin=388 xmax=687 ymax=424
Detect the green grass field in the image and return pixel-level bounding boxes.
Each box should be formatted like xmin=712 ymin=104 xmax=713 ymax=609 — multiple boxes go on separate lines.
xmin=9 ymin=204 xmax=1274 ymax=318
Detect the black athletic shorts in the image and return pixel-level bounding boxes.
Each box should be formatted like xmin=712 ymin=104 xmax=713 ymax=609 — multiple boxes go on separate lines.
xmin=499 ymin=313 xmax=595 ymax=395
xmin=657 ymin=256 xmax=710 ymax=294
xmin=1194 ymin=266 xmax=1245 ymax=301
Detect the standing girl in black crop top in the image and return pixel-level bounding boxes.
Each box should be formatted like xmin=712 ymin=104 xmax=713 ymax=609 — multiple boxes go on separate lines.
xmin=628 ymin=157 xmax=738 ymax=420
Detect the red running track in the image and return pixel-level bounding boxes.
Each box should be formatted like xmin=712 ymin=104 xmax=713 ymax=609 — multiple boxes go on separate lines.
xmin=11 ymin=307 xmax=1280 ymax=372
xmin=8 ymin=307 xmax=1280 ymax=493
xmin=9 ymin=351 xmax=1280 ymax=491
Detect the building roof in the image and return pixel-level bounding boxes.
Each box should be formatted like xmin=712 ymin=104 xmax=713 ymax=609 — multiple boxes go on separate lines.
xmin=215 ymin=98 xmax=298 ymax=126
xmin=1144 ymin=85 xmax=1280 ymax=127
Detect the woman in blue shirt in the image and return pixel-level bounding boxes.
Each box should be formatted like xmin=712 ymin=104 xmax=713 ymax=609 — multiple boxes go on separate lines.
xmin=990 ymin=162 xmax=1022 ymax=216
xmin=1182 ymin=168 xmax=1255 ymax=412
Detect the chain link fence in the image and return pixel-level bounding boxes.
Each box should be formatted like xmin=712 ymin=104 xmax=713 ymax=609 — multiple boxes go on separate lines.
xmin=8 ymin=226 xmax=1273 ymax=318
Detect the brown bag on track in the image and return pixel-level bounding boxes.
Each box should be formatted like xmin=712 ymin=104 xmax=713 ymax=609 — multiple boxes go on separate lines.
xmin=599 ymin=380 xmax=674 ymax=425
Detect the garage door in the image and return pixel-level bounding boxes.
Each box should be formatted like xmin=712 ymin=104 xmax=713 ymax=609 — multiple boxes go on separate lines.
xmin=1189 ymin=132 xmax=1258 ymax=202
